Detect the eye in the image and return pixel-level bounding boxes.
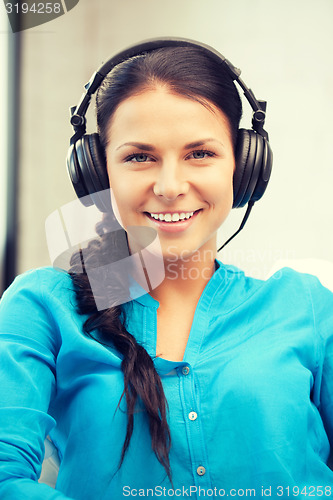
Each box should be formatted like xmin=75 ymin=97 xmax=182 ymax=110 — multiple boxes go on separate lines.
xmin=124 ymin=153 xmax=154 ymax=163
xmin=186 ymin=149 xmax=216 ymax=160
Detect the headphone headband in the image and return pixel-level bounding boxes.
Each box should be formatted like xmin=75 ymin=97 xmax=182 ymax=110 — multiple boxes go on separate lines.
xmin=66 ymin=36 xmax=273 ymax=248
xmin=69 ymin=37 xmax=269 ymax=145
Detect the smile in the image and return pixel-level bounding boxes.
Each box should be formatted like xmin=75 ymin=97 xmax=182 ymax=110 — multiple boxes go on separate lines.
xmin=148 ymin=211 xmax=195 ymax=222
xmin=143 ymin=210 xmax=201 ymax=233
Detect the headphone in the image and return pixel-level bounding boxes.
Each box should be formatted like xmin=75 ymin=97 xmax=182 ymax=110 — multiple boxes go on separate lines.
xmin=66 ymin=37 xmax=273 ymax=215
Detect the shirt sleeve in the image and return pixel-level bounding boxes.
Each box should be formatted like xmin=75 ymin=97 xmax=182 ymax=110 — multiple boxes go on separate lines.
xmin=0 ymin=269 xmax=74 ymax=499
xmin=305 ymin=273 xmax=333 ymax=461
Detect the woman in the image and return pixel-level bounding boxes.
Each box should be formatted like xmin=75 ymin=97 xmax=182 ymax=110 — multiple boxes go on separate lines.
xmin=0 ymin=38 xmax=333 ymax=499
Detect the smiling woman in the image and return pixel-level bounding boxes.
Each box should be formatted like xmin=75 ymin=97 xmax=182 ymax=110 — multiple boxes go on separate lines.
xmin=0 ymin=38 xmax=333 ymax=500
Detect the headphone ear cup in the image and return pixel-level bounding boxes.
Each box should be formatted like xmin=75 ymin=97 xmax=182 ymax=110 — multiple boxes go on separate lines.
xmin=86 ymin=133 xmax=110 ymax=192
xmin=67 ymin=141 xmax=91 ymax=203
xmin=233 ymin=129 xmax=255 ymax=208
xmin=250 ymin=137 xmax=273 ymax=202
xmin=66 ymin=133 xmax=111 ymax=212
xmin=86 ymin=134 xmax=111 ymax=212
xmin=233 ymin=129 xmax=272 ymax=208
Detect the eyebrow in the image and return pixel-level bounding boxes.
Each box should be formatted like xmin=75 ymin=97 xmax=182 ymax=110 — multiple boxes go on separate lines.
xmin=185 ymin=139 xmax=225 ymax=149
xmin=116 ymin=138 xmax=225 ymax=151
xmin=116 ymin=142 xmax=155 ymax=152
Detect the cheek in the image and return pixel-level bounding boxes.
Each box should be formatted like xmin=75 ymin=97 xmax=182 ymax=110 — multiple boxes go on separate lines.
xmin=203 ymin=170 xmax=234 ymax=208
xmin=108 ymin=170 xmax=130 ymax=227
xmin=109 ymin=174 xmax=143 ymax=229
xmin=110 ymin=188 xmax=124 ymax=227
xmin=108 ymin=166 xmax=149 ymax=204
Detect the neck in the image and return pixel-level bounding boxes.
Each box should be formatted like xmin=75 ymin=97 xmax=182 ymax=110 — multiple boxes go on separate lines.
xmin=150 ymin=248 xmax=217 ymax=305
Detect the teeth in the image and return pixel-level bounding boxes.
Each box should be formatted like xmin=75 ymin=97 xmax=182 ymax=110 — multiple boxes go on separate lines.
xmin=148 ymin=211 xmax=195 ymax=222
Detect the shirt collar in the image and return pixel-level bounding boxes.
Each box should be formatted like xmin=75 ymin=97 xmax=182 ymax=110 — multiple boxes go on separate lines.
xmin=133 ymin=259 xmax=225 ymax=309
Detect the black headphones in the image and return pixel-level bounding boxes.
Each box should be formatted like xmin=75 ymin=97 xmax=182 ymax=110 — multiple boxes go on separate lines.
xmin=66 ymin=37 xmax=273 ymax=216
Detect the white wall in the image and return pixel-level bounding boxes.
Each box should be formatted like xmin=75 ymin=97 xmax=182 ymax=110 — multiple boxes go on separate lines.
xmin=8 ymin=0 xmax=333 ymax=277
xmin=0 ymin=9 xmax=9 ymax=289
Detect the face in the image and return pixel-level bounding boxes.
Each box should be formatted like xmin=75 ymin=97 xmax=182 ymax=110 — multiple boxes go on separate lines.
xmin=105 ymin=87 xmax=235 ymax=261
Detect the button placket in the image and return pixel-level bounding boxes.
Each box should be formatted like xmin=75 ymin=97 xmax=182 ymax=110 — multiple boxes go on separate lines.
xmin=179 ymin=364 xmax=211 ymax=492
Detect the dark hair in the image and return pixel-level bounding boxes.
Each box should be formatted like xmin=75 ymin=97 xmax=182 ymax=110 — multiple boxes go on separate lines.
xmin=96 ymin=46 xmax=242 ymax=149
xmin=69 ymin=46 xmax=242 ymax=482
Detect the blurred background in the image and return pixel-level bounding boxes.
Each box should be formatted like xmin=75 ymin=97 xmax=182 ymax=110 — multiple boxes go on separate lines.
xmin=1 ymin=0 xmax=333 ymax=294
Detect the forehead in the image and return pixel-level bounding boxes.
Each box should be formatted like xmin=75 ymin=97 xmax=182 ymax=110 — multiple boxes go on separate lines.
xmin=106 ymin=87 xmax=233 ymax=146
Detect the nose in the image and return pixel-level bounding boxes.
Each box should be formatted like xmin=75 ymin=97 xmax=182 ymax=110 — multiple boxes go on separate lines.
xmin=153 ymin=161 xmax=189 ymax=201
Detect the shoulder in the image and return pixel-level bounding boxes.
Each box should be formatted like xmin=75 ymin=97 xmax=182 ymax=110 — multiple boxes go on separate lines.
xmin=265 ymin=265 xmax=333 ymax=307
xmin=0 ymin=267 xmax=86 ymax=353
xmin=0 ymin=268 xmax=78 ymax=353
xmin=2 ymin=266 xmax=73 ymax=298
xmin=255 ymin=266 xmax=333 ymax=342
xmin=218 ymin=258 xmax=332 ymax=293
xmin=216 ymin=259 xmax=333 ymax=315
xmin=0 ymin=266 xmax=76 ymax=317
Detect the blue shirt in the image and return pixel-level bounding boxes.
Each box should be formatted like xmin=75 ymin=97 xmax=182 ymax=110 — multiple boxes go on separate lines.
xmin=0 ymin=262 xmax=333 ymax=499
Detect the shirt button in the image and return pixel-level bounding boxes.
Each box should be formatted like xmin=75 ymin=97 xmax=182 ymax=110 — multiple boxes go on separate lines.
xmin=188 ymin=411 xmax=197 ymax=421
xmin=182 ymin=366 xmax=190 ymax=375
xmin=197 ymin=466 xmax=206 ymax=476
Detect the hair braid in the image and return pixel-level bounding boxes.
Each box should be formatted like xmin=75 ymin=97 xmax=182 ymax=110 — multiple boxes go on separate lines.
xmin=69 ymin=214 xmax=172 ymax=482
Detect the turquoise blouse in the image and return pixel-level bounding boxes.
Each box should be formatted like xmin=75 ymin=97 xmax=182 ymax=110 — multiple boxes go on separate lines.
xmin=0 ymin=262 xmax=333 ymax=499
